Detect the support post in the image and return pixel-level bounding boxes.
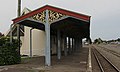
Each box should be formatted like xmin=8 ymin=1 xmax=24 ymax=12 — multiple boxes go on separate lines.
xmin=45 ymin=10 xmax=51 ymax=66
xmin=68 ymin=37 xmax=71 ymax=54
xmin=30 ymin=28 xmax=33 ymax=57
xmin=64 ymin=36 xmax=67 ymax=56
xmin=74 ymin=38 xmax=77 ymax=51
xmin=72 ymin=38 xmax=74 ymax=52
xmin=77 ymin=38 xmax=80 ymax=49
xmin=57 ymin=30 xmax=61 ymax=60
xmin=56 ymin=34 xmax=58 ymax=56
xmin=76 ymin=38 xmax=79 ymax=50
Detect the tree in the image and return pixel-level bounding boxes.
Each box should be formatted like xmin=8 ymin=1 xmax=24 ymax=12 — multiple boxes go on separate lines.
xmin=0 ymin=36 xmax=21 ymax=65
xmin=93 ymin=38 xmax=103 ymax=44
xmin=117 ymin=38 xmax=120 ymax=42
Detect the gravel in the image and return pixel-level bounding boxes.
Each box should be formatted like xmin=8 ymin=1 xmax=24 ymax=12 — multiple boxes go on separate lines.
xmin=98 ymin=44 xmax=120 ymax=54
xmin=93 ymin=45 xmax=120 ymax=70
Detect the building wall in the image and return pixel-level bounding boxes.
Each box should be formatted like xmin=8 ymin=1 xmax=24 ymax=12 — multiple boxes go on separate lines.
xmin=32 ymin=28 xmax=45 ymax=56
xmin=20 ymin=26 xmax=45 ymax=56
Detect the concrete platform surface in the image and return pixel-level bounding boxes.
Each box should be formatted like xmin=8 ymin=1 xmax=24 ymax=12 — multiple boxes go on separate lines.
xmin=0 ymin=47 xmax=89 ymax=72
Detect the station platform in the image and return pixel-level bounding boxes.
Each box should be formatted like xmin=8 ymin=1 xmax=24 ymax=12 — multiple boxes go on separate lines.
xmin=0 ymin=46 xmax=89 ymax=72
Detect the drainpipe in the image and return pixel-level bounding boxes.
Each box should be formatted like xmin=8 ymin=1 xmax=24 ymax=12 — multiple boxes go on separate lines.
xmin=10 ymin=24 xmax=14 ymax=44
xmin=30 ymin=28 xmax=33 ymax=57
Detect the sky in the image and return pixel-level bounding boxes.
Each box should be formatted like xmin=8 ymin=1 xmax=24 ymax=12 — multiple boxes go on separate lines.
xmin=0 ymin=0 xmax=120 ymax=40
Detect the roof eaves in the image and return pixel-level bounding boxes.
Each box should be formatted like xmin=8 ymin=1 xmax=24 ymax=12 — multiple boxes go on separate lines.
xmin=12 ymin=5 xmax=91 ymax=23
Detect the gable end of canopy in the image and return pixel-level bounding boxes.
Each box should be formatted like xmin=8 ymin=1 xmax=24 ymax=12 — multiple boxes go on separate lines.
xmin=12 ymin=5 xmax=91 ymax=24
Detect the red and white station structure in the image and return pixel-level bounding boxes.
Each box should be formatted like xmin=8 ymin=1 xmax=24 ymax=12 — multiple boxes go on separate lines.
xmin=12 ymin=5 xmax=91 ymax=66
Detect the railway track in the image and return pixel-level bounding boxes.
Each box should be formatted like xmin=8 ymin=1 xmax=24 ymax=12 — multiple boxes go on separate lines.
xmin=92 ymin=47 xmax=120 ymax=72
xmin=97 ymin=45 xmax=120 ymax=58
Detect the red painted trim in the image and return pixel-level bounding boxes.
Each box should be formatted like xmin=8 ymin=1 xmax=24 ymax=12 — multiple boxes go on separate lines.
xmin=47 ymin=6 xmax=90 ymax=21
xmin=13 ymin=6 xmax=47 ymax=23
xmin=13 ymin=5 xmax=90 ymax=23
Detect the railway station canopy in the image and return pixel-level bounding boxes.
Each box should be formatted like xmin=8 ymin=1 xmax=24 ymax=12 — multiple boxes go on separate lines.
xmin=12 ymin=5 xmax=91 ymax=39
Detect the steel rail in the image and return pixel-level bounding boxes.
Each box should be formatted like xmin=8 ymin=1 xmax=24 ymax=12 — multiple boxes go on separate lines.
xmin=97 ymin=45 xmax=120 ymax=58
xmin=94 ymin=48 xmax=120 ymax=72
xmin=93 ymin=49 xmax=104 ymax=72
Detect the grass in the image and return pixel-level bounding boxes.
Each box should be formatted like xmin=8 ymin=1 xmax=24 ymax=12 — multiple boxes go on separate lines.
xmin=21 ymin=57 xmax=31 ymax=63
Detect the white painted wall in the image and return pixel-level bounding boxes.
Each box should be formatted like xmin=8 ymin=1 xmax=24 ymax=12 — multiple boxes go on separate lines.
xmin=20 ymin=26 xmax=45 ymax=56
xmin=32 ymin=28 xmax=45 ymax=56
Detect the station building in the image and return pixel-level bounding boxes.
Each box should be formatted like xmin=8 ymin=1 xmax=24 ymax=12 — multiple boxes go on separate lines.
xmin=11 ymin=5 xmax=91 ymax=66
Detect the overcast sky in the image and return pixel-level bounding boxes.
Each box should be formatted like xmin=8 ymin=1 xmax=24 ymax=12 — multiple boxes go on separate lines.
xmin=0 ymin=0 xmax=120 ymax=40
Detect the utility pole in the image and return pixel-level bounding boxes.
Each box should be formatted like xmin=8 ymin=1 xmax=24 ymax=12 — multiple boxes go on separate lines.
xmin=18 ymin=0 xmax=21 ymax=16
xmin=17 ymin=0 xmax=21 ymax=62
